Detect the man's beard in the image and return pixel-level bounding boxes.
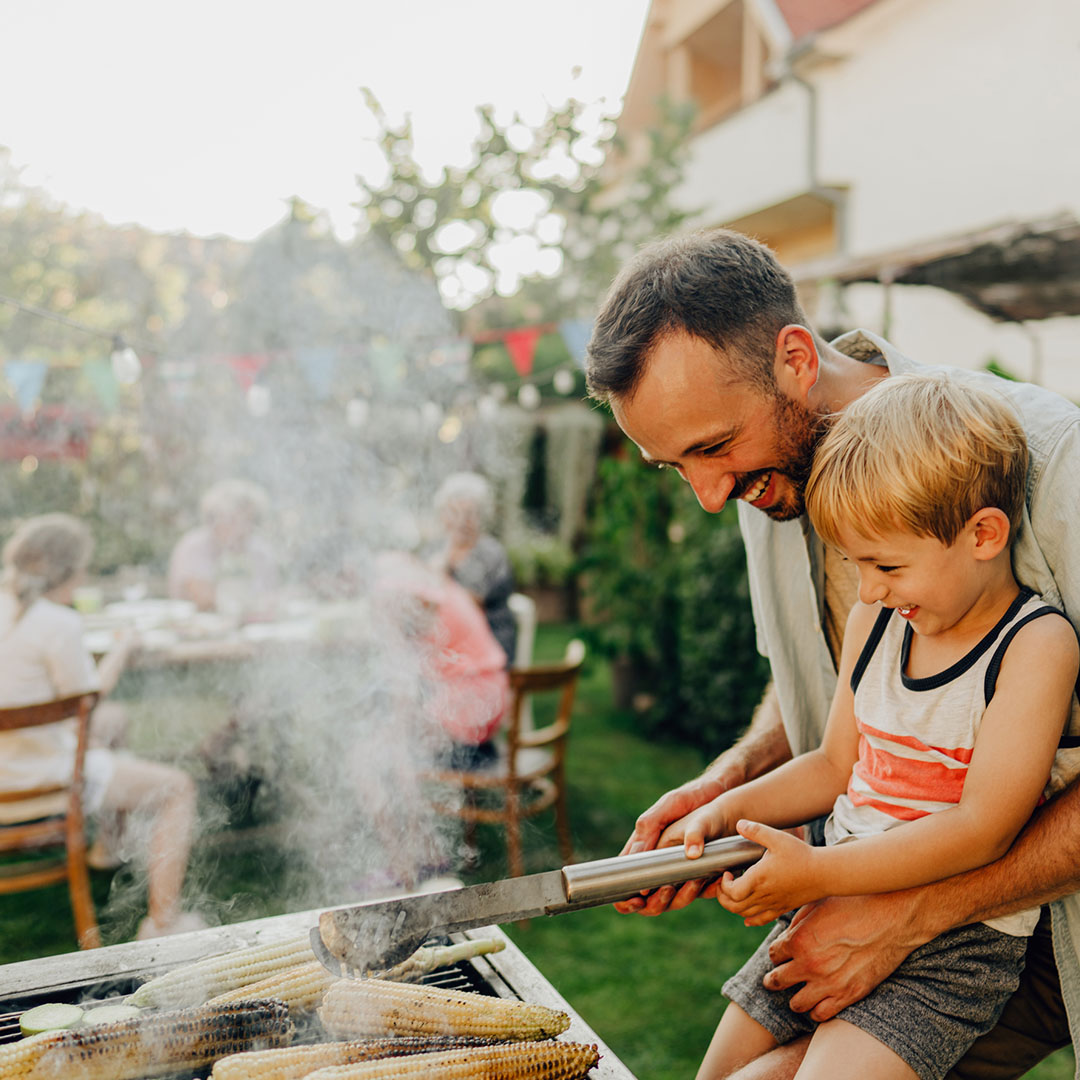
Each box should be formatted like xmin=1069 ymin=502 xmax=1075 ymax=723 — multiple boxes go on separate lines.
xmin=755 ymin=391 xmax=829 ymax=522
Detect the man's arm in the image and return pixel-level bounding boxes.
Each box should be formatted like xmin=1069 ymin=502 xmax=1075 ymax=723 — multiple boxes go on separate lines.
xmin=614 ymin=683 xmax=792 ymax=915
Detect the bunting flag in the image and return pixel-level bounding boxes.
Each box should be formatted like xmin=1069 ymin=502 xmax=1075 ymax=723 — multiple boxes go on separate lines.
xmin=504 ymin=327 xmax=542 ymax=377
xmin=370 ymin=340 xmax=406 ymax=392
xmin=558 ymin=319 xmax=594 ymax=370
xmin=84 ymin=356 xmax=119 ymax=412
xmin=432 ymin=339 xmax=472 ymax=383
xmin=227 ymin=354 xmax=270 ymax=391
xmin=295 ymin=346 xmax=339 ymax=399
xmin=4 ymin=360 xmax=48 ymax=413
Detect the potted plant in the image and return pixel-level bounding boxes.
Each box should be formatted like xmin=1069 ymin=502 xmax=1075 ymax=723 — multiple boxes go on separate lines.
xmin=507 ymin=531 xmax=576 ymax=623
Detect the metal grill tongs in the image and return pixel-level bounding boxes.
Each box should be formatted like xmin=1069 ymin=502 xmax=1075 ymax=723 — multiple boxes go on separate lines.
xmin=312 ymin=835 xmax=763 ymax=977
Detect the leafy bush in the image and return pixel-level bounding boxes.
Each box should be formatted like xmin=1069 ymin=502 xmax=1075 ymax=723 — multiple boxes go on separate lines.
xmin=580 ymin=444 xmax=770 ymax=755
xmin=507 ymin=531 xmax=576 ymax=589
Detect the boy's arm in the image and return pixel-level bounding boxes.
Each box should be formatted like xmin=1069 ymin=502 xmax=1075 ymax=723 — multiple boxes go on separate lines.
xmin=721 ymin=612 xmax=1079 ymax=923
xmin=666 ymin=602 xmax=876 ymax=858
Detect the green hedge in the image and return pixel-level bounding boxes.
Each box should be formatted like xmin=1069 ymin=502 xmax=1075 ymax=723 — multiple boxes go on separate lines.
xmin=580 ymin=448 xmax=770 ymax=754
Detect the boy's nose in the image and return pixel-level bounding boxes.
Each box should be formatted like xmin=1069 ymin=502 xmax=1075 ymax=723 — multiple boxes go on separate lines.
xmin=859 ymin=578 xmax=889 ymax=605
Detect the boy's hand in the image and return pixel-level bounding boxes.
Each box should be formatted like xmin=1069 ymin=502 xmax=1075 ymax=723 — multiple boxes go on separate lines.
xmin=717 ymin=820 xmax=822 ymax=925
xmin=662 ymin=797 xmax=734 ymax=860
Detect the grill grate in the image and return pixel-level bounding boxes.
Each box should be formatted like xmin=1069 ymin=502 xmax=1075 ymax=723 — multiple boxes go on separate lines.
xmin=0 ymin=941 xmax=500 ymax=1051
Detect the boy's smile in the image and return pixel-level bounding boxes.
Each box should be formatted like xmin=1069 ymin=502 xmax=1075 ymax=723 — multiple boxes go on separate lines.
xmin=834 ymin=517 xmax=1018 ymax=652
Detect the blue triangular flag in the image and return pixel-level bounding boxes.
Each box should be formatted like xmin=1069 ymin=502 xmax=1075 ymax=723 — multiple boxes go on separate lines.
xmin=295 ymin=346 xmax=339 ymax=399
xmin=5 ymin=360 xmax=48 ymax=413
xmin=559 ymin=319 xmax=594 ymax=370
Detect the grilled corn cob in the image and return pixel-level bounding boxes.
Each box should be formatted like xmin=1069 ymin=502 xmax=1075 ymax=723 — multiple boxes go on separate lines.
xmin=303 ymin=1040 xmax=601 ymax=1079
xmin=129 ymin=934 xmax=314 ymax=1008
xmin=374 ymin=938 xmax=506 ymax=982
xmin=134 ymin=935 xmax=505 ymax=1010
xmin=208 ymin=939 xmax=508 ymax=1015
xmin=211 ymin=1036 xmax=501 ymax=1080
xmin=208 ymin=960 xmax=333 ymax=1013
xmin=0 ymin=1000 xmax=292 ymax=1079
xmin=319 ymin=979 xmax=571 ymax=1042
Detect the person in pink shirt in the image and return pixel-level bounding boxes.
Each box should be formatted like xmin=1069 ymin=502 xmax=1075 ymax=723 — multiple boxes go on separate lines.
xmin=374 ymin=551 xmax=510 ymax=768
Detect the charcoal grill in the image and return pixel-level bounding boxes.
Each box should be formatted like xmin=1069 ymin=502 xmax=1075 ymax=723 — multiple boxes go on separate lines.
xmin=0 ymin=909 xmax=636 ymax=1078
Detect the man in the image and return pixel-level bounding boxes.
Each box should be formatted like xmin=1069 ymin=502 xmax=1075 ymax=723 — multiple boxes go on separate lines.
xmin=584 ymin=228 xmax=1080 ymax=1080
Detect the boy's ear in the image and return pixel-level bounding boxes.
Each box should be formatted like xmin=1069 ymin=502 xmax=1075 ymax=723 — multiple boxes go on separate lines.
xmin=968 ymin=507 xmax=1011 ymax=560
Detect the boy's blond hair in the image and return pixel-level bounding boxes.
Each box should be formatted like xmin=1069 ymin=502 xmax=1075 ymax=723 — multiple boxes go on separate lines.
xmin=806 ymin=373 xmax=1028 ymax=548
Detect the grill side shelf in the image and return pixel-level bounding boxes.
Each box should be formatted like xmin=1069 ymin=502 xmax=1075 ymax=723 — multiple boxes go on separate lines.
xmin=461 ymin=926 xmax=638 ymax=1080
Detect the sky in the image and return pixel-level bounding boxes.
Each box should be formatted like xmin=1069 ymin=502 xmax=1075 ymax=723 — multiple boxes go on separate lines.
xmin=2 ymin=0 xmax=651 ymax=241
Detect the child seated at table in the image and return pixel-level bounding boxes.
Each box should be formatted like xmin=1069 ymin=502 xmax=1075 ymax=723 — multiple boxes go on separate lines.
xmin=0 ymin=513 xmax=205 ymax=940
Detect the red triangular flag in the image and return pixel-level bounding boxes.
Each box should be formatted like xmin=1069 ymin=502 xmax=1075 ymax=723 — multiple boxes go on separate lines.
xmin=503 ymin=327 xmax=542 ymax=377
xmin=227 ymin=354 xmax=270 ymax=390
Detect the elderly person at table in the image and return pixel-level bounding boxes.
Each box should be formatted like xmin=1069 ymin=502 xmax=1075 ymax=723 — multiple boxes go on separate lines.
xmin=168 ymin=478 xmax=279 ymax=618
xmin=375 ymin=551 xmax=510 ymax=769
xmin=431 ymin=472 xmax=517 ymax=666
xmin=0 ymin=513 xmax=204 ymax=940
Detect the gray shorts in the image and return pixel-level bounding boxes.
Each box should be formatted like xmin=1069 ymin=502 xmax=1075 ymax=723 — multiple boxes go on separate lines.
xmin=723 ymin=912 xmax=1028 ymax=1080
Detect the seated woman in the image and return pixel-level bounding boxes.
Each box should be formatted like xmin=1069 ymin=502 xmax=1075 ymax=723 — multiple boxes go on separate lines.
xmin=431 ymin=473 xmax=517 ymax=666
xmin=168 ymin=478 xmax=278 ymax=618
xmin=375 ymin=551 xmax=510 ymax=769
xmin=0 ymin=514 xmax=203 ymax=940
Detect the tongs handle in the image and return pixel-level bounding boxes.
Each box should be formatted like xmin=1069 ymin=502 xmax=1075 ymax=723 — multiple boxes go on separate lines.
xmin=561 ymin=834 xmax=763 ymax=904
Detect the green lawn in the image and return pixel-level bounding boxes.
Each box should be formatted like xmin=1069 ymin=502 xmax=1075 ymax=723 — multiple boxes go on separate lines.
xmin=0 ymin=623 xmax=1072 ymax=1080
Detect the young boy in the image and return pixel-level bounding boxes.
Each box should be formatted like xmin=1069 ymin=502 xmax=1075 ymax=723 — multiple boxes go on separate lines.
xmin=666 ymin=374 xmax=1079 ymax=1080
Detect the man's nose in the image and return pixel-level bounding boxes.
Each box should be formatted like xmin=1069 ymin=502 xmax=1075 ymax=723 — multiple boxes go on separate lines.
xmin=686 ymin=465 xmax=736 ymax=514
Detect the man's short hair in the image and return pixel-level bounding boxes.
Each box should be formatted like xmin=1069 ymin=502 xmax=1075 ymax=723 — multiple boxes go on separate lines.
xmin=806 ymin=373 xmax=1029 ymax=548
xmin=585 ymin=228 xmax=810 ymax=402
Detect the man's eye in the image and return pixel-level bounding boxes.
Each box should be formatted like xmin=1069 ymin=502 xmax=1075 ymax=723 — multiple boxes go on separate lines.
xmin=701 ymin=443 xmax=728 ymax=457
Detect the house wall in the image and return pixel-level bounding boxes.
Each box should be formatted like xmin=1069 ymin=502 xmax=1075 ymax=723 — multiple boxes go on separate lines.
xmin=813 ymin=0 xmax=1080 ymax=253
xmin=660 ymin=0 xmax=1080 ymax=397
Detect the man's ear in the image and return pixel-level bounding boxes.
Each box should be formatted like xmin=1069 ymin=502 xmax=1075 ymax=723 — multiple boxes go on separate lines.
xmin=774 ymin=325 xmax=819 ymax=399
xmin=969 ymin=507 xmax=1012 ymax=560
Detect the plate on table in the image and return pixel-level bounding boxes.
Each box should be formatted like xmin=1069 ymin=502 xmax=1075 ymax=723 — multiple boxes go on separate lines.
xmin=103 ymin=599 xmax=196 ymax=624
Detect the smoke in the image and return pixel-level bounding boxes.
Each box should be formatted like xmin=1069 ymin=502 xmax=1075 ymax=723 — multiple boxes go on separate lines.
xmin=94 ymin=229 xmax=527 ymax=939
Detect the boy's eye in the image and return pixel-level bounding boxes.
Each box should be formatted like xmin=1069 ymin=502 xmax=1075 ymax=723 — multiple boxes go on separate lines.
xmin=877 ymin=565 xmax=900 ymax=574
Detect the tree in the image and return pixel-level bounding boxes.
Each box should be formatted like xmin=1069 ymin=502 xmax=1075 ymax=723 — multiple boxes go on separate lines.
xmin=355 ymin=91 xmax=697 ymax=319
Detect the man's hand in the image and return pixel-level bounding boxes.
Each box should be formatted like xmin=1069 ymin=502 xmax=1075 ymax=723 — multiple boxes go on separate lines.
xmin=613 ymin=771 xmax=737 ymax=915
xmin=615 ymin=685 xmax=792 ymax=916
xmin=763 ymin=892 xmax=929 ymax=1020
xmin=717 ymin=821 xmax=819 ymax=925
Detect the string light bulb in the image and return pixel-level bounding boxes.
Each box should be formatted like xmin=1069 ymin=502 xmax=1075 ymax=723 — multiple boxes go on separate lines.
xmin=110 ymin=336 xmax=142 ymax=384
xmin=246 ymin=383 xmax=272 ymax=416
xmin=553 ymin=368 xmax=575 ymax=395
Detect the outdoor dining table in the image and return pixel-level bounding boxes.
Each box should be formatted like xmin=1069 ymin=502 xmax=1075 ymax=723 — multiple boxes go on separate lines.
xmin=82 ymin=597 xmax=373 ymax=670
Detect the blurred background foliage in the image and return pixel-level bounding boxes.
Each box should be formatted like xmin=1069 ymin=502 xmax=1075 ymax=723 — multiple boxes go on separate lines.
xmin=1 ymin=86 xmax=768 ymax=757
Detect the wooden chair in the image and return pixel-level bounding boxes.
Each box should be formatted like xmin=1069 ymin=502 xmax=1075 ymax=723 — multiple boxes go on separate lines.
xmin=0 ymin=693 xmax=101 ymax=948
xmin=426 ymin=640 xmax=586 ymax=879
xmin=506 ymin=591 xmax=537 ymax=730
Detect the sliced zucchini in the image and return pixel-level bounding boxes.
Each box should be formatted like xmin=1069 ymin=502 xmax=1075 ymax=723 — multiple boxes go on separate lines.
xmin=82 ymin=1003 xmax=142 ymax=1025
xmin=19 ymin=1002 xmax=84 ymax=1036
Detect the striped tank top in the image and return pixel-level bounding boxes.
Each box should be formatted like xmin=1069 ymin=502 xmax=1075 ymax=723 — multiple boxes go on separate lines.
xmin=824 ymin=587 xmax=1068 ymax=937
